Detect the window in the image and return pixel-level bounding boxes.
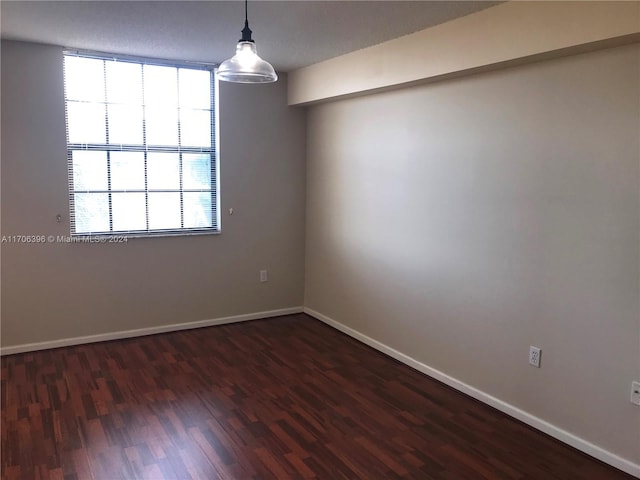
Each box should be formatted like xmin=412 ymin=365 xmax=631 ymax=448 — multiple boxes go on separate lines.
xmin=63 ymin=51 xmax=218 ymax=237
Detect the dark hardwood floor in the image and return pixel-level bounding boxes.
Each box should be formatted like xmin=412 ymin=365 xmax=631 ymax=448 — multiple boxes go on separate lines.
xmin=1 ymin=314 xmax=634 ymax=479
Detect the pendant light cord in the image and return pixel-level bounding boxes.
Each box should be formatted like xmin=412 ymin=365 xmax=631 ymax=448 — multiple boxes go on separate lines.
xmin=240 ymin=0 xmax=254 ymax=42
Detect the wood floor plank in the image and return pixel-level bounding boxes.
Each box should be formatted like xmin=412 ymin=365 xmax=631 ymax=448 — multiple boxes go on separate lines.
xmin=1 ymin=314 xmax=635 ymax=479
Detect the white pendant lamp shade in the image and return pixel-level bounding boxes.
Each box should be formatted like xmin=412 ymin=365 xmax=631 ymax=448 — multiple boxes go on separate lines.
xmin=217 ymin=0 xmax=278 ymax=84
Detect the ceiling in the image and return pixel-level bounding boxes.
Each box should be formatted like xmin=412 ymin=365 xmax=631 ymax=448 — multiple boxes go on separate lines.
xmin=0 ymin=1 xmax=497 ymax=72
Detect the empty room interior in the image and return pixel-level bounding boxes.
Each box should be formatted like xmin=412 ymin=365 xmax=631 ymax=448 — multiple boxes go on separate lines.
xmin=1 ymin=1 xmax=639 ymax=478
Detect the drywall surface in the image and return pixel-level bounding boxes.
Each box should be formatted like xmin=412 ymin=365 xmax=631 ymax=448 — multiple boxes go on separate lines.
xmin=304 ymin=44 xmax=640 ymax=464
xmin=1 ymin=40 xmax=306 ymax=348
xmin=289 ymin=1 xmax=640 ymax=105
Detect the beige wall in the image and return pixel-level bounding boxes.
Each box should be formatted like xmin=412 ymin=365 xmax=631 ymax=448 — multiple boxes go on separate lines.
xmin=1 ymin=40 xmax=306 ymax=347
xmin=304 ymin=44 xmax=640 ymax=464
xmin=289 ymin=1 xmax=640 ymax=105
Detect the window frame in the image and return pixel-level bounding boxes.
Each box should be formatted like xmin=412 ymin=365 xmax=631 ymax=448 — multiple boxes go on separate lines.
xmin=63 ymin=50 xmax=220 ymax=239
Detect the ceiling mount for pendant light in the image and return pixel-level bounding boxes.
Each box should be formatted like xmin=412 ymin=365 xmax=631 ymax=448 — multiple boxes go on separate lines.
xmin=217 ymin=0 xmax=278 ymax=84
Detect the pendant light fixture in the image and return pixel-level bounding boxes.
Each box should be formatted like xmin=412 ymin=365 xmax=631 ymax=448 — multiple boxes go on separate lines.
xmin=217 ymin=0 xmax=278 ymax=83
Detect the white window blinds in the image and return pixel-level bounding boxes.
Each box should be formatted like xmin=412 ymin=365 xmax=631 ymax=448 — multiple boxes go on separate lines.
xmin=63 ymin=51 xmax=218 ymax=237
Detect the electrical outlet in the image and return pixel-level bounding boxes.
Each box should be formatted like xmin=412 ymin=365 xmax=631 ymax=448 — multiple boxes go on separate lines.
xmin=529 ymin=346 xmax=541 ymax=368
xmin=631 ymin=381 xmax=640 ymax=406
xmin=260 ymin=270 xmax=268 ymax=282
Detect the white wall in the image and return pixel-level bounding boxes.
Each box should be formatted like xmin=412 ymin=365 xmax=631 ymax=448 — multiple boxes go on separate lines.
xmin=304 ymin=44 xmax=640 ymax=467
xmin=1 ymin=40 xmax=306 ymax=348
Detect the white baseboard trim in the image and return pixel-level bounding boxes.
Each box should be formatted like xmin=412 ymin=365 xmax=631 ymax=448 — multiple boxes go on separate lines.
xmin=0 ymin=307 xmax=304 ymax=356
xmin=303 ymin=307 xmax=640 ymax=478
